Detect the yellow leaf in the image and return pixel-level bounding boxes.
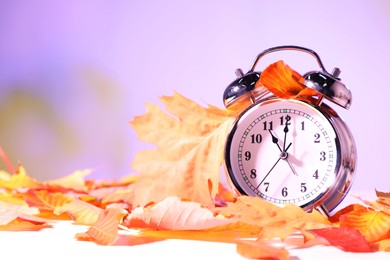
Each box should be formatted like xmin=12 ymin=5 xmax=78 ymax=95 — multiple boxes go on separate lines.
xmin=130 ymin=92 xmax=237 ymax=206
xmin=374 ymin=238 xmax=390 ymax=252
xmin=0 ymin=164 xmax=43 ymax=190
xmin=46 ymin=169 xmax=92 ymax=191
xmin=340 ymin=207 xmax=390 ymax=243
xmin=214 ymin=196 xmax=330 ymax=239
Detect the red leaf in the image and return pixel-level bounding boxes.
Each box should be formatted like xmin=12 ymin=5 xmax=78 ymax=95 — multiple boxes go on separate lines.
xmin=311 ymin=227 xmax=373 ymax=252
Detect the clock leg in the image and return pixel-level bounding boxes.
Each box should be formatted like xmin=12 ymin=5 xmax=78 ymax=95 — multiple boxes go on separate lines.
xmin=315 ymin=204 xmax=330 ymax=217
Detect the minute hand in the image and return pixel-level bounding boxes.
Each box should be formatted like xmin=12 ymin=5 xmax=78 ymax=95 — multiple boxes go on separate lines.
xmin=283 ymin=124 xmax=289 ymax=151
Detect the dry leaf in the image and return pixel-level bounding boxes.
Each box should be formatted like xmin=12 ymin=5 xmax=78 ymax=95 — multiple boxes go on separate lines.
xmin=236 ymin=239 xmax=290 ymax=260
xmin=258 ymin=60 xmax=318 ymax=99
xmin=0 ymin=201 xmax=40 ymax=225
xmin=54 ymin=199 xmax=102 ymax=225
xmin=339 ymin=206 xmax=390 ymax=243
xmin=213 ymin=196 xmax=330 ymax=239
xmin=0 ymin=164 xmax=43 ymax=190
xmin=0 ymin=219 xmax=51 ymax=231
xmin=135 ymin=222 xmax=261 ymax=244
xmin=310 ymin=227 xmax=373 ymax=252
xmin=374 ymin=238 xmax=390 ymax=252
xmin=45 ymin=169 xmax=92 ymax=191
xmin=76 ymin=207 xmax=125 ymax=245
xmin=26 ymin=190 xmax=73 ymax=210
xmin=370 ymin=190 xmax=390 ymax=215
xmin=130 ymin=92 xmax=237 ymax=206
xmin=125 ymin=196 xmax=234 ymax=230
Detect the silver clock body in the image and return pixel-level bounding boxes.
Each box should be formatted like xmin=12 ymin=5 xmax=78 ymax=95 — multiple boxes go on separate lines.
xmin=223 ymin=46 xmax=357 ymax=216
xmin=224 ymin=97 xmax=357 ymax=215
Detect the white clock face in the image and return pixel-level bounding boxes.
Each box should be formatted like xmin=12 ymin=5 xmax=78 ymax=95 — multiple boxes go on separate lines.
xmin=226 ymin=99 xmax=339 ymax=208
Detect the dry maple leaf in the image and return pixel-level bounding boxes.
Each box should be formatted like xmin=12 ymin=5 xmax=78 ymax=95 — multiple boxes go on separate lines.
xmin=76 ymin=207 xmax=126 ymax=245
xmin=258 ymin=60 xmax=318 ymax=99
xmin=0 ymin=201 xmax=40 ymax=225
xmin=25 ymin=190 xmax=73 ymax=211
xmin=45 ymin=169 xmax=92 ymax=192
xmin=310 ymin=227 xmax=373 ymax=253
xmin=53 ymin=199 xmax=102 ymax=225
xmin=339 ymin=206 xmax=390 ymax=243
xmin=213 ymin=196 xmax=330 ymax=240
xmin=236 ymin=239 xmax=290 ymax=260
xmin=0 ymin=219 xmax=51 ymax=231
xmin=370 ymin=190 xmax=390 ymax=215
xmin=130 ymin=92 xmax=239 ymax=206
xmin=374 ymin=238 xmax=390 ymax=252
xmin=0 ymin=164 xmax=43 ymax=190
xmin=125 ymin=196 xmax=234 ymax=230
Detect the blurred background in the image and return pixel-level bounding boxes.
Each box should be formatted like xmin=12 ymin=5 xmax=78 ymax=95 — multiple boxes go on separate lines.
xmin=0 ymin=0 xmax=389 ymax=194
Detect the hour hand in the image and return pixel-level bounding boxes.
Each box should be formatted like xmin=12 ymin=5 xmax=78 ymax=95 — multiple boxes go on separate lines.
xmin=268 ymin=130 xmax=282 ymax=152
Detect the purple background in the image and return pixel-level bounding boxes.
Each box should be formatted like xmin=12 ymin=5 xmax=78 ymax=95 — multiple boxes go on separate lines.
xmin=0 ymin=1 xmax=389 ymax=194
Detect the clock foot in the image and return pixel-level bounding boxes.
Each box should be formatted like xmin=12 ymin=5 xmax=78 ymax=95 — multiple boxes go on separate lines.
xmin=315 ymin=204 xmax=330 ymax=217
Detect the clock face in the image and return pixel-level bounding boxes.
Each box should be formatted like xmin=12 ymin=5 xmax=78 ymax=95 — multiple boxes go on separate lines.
xmin=225 ymin=98 xmax=339 ymax=208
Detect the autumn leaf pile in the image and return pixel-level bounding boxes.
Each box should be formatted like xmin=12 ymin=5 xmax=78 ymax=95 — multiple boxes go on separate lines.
xmin=1 ymin=61 xmax=390 ymax=259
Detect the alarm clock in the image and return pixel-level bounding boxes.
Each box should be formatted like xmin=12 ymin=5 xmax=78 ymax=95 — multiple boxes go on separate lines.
xmin=223 ymin=46 xmax=357 ymax=216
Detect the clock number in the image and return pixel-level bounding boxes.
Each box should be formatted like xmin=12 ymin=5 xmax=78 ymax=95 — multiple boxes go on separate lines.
xmin=250 ymin=134 xmax=262 ymax=144
xmin=313 ymin=170 xmax=319 ymax=179
xmin=281 ymin=187 xmax=288 ymax=197
xmin=320 ymin=151 xmax=326 ymax=161
xmin=300 ymin=183 xmax=307 ymax=193
xmin=263 ymin=121 xmax=273 ymax=131
xmin=314 ymin=133 xmax=320 ymax=143
xmin=280 ymin=115 xmax=291 ymax=126
xmin=250 ymin=169 xmax=257 ymax=179
xmin=301 ymin=121 xmax=305 ymax=130
xmin=264 ymin=182 xmax=269 ymax=192
xmin=244 ymin=151 xmax=251 ymax=161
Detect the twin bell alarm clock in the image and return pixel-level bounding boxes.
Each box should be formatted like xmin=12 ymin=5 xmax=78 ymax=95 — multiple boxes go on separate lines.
xmin=223 ymin=46 xmax=357 ymax=216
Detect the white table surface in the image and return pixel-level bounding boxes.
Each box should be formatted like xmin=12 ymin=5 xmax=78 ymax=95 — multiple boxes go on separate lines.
xmin=1 ymin=190 xmax=389 ymax=260
xmin=0 ymin=220 xmax=389 ymax=260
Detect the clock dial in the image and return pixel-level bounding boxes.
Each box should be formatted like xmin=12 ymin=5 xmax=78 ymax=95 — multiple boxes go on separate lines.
xmin=225 ymin=99 xmax=339 ymax=208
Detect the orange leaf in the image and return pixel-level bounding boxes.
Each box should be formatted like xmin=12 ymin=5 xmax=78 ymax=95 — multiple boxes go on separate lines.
xmin=310 ymin=227 xmax=373 ymax=252
xmin=101 ymin=188 xmax=134 ymax=205
xmin=130 ymin=92 xmax=237 ymax=206
xmin=339 ymin=207 xmax=390 ymax=243
xmin=236 ymin=239 xmax=290 ymax=260
xmin=126 ymin=222 xmax=261 ymax=244
xmin=374 ymin=238 xmax=390 ymax=252
xmin=53 ymin=199 xmax=102 ymax=225
xmin=258 ymin=60 xmax=318 ymax=99
xmin=125 ymin=196 xmax=234 ymax=230
xmin=0 ymin=219 xmax=51 ymax=231
xmin=76 ymin=207 xmax=125 ymax=245
xmin=213 ymin=196 xmax=330 ymax=239
xmin=26 ymin=190 xmax=73 ymax=210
